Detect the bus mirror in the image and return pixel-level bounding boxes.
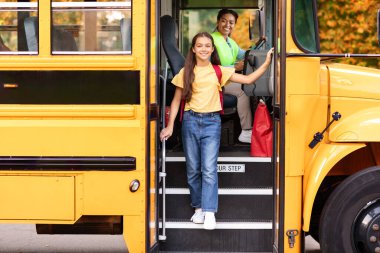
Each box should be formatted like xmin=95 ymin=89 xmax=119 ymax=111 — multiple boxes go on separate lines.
xmin=250 ymin=10 xmax=265 ymax=42
xmin=249 ymin=11 xmax=259 ymax=41
xmin=250 ymin=9 xmax=267 ymax=49
xmin=258 ymin=9 xmax=265 ymax=38
xmin=377 ymin=10 xmax=380 ymax=47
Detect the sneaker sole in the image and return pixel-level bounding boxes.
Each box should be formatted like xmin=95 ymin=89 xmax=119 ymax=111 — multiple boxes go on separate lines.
xmin=190 ymin=218 xmax=204 ymax=224
xmin=203 ymin=224 xmax=216 ymax=230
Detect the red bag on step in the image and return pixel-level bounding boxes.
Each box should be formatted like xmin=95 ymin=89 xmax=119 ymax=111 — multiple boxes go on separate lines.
xmin=250 ymin=100 xmax=273 ymax=157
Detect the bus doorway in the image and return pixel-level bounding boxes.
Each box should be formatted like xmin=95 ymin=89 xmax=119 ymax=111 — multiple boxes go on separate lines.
xmin=157 ymin=0 xmax=282 ymax=252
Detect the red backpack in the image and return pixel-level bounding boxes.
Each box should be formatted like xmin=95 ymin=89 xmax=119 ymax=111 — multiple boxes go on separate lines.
xmin=179 ymin=65 xmax=224 ymax=121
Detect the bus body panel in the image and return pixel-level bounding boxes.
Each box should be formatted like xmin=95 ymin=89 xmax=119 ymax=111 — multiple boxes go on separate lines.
xmin=0 ymin=175 xmax=75 ymax=220
xmin=329 ymin=102 xmax=380 ymax=142
xmin=285 ymin=58 xmax=327 ymax=176
xmin=0 ymin=117 xmax=142 ymax=156
xmin=329 ymin=63 xmax=380 ymax=100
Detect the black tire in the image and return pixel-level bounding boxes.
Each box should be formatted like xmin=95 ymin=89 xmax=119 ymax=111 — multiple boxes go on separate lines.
xmin=320 ymin=166 xmax=380 ymax=253
xmin=309 ymin=176 xmax=347 ymax=242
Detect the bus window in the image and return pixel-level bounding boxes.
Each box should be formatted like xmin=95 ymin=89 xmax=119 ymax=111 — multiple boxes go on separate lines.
xmin=0 ymin=0 xmax=38 ymax=54
xmin=51 ymin=0 xmax=131 ymax=54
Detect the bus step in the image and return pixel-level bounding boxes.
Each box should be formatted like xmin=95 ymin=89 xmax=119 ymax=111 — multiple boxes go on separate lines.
xmin=165 ymin=158 xmax=273 ymax=188
xmin=159 ymin=220 xmax=272 ymax=229
xmin=159 ymin=220 xmax=272 ymax=252
xmin=161 ymin=188 xmax=273 ymax=220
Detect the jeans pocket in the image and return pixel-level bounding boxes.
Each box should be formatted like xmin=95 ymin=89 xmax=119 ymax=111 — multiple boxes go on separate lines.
xmin=211 ymin=113 xmax=221 ymax=123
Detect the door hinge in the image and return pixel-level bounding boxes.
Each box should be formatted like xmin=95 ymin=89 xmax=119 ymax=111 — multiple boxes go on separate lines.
xmin=286 ymin=229 xmax=299 ymax=248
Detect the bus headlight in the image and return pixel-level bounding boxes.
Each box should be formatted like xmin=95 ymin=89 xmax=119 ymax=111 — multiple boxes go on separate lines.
xmin=129 ymin=179 xmax=140 ymax=192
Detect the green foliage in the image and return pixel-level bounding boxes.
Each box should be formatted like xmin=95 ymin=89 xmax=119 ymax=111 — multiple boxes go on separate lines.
xmin=318 ymin=0 xmax=380 ymax=68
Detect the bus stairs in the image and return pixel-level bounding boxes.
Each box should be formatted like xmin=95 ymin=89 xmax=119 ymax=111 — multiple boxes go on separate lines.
xmin=159 ymin=151 xmax=273 ymax=252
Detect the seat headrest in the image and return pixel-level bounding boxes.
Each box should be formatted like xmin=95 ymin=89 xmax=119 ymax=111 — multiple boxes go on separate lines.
xmin=160 ymin=15 xmax=185 ymax=75
xmin=120 ymin=18 xmax=131 ymax=51
xmin=24 ymin=16 xmax=38 ymax=51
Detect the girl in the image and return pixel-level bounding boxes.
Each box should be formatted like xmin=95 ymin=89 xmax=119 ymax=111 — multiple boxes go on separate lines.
xmin=160 ymin=32 xmax=273 ymax=230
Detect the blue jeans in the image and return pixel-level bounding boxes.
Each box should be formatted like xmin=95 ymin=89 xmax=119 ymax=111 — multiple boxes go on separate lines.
xmin=182 ymin=110 xmax=221 ymax=213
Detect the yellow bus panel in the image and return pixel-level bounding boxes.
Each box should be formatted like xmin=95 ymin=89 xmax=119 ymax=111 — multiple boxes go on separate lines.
xmin=0 ymin=176 xmax=74 ymax=220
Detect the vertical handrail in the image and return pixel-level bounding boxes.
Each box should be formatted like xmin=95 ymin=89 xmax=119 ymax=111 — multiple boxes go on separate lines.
xmin=158 ymin=61 xmax=169 ymax=241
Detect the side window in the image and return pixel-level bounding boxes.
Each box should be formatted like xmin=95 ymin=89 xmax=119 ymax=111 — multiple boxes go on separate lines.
xmin=51 ymin=0 xmax=132 ymax=54
xmin=0 ymin=0 xmax=39 ymax=54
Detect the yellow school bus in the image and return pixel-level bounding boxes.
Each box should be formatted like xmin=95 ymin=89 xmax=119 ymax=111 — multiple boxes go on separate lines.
xmin=0 ymin=0 xmax=379 ymax=253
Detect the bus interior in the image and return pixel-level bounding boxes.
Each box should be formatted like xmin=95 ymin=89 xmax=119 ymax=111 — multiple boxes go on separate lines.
xmin=158 ymin=1 xmax=277 ymax=252
xmin=160 ymin=0 xmax=275 ymax=153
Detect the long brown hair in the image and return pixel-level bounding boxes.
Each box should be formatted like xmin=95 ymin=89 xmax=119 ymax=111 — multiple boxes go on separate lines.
xmin=182 ymin=32 xmax=221 ymax=101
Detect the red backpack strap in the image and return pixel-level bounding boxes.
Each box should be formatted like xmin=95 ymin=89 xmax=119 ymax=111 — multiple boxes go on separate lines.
xmin=212 ymin=64 xmax=222 ymax=83
xmin=212 ymin=65 xmax=224 ymax=115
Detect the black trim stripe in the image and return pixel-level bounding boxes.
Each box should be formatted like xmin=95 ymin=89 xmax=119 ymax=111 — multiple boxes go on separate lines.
xmin=0 ymin=71 xmax=140 ymax=105
xmin=0 ymin=156 xmax=136 ymax=171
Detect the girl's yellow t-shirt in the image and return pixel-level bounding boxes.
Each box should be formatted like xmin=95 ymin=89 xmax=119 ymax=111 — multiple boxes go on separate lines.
xmin=172 ymin=63 xmax=235 ymax=113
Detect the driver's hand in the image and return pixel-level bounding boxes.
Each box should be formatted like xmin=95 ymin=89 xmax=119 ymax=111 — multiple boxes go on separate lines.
xmin=234 ymin=60 xmax=244 ymax=71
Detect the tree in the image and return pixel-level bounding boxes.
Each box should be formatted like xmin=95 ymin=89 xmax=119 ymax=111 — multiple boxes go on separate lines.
xmin=318 ymin=0 xmax=380 ymax=68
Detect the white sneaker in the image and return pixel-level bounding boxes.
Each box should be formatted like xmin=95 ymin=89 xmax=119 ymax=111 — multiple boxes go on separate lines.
xmin=238 ymin=129 xmax=252 ymax=143
xmin=190 ymin=209 xmax=205 ymax=224
xmin=203 ymin=212 xmax=216 ymax=230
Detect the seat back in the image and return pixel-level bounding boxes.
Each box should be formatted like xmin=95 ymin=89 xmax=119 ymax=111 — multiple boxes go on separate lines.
xmin=24 ymin=16 xmax=38 ymax=51
xmin=24 ymin=17 xmax=78 ymax=52
xmin=120 ymin=18 xmax=132 ymax=51
xmin=160 ymin=15 xmax=185 ymax=75
xmin=52 ymin=28 xmax=78 ymax=51
xmin=243 ymin=49 xmax=273 ymax=97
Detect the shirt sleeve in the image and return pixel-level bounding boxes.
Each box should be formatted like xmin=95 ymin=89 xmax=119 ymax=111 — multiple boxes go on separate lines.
xmin=219 ymin=66 xmax=235 ymax=87
xmin=237 ymin=47 xmax=246 ymax=61
xmin=171 ymin=68 xmax=184 ymax=88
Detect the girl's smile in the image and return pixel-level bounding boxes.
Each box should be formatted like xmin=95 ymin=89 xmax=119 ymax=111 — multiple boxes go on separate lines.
xmin=192 ymin=37 xmax=214 ymax=65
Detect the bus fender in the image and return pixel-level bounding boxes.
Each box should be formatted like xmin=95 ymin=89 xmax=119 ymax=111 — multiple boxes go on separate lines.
xmin=329 ymin=106 xmax=380 ymax=142
xmin=302 ymin=142 xmax=365 ymax=232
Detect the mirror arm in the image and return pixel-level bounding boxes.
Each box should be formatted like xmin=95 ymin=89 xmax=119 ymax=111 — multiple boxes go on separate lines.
xmin=249 ymin=17 xmax=252 ymax=41
xmin=254 ymin=36 xmax=266 ymax=50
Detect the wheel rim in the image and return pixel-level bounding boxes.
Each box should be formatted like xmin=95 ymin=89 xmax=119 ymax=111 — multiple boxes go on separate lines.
xmin=352 ymin=199 xmax=380 ymax=252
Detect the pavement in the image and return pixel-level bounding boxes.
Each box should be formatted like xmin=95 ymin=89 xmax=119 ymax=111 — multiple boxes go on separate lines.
xmin=0 ymin=224 xmax=320 ymax=252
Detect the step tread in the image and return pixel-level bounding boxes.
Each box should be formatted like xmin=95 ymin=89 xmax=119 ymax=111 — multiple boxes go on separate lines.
xmin=165 ymin=155 xmax=271 ymax=162
xmin=160 ymin=252 xmax=271 ymax=253
xmin=161 ymin=187 xmax=272 ymax=195
xmin=165 ymin=218 xmax=272 ymax=222
xmin=160 ymin=219 xmax=272 ymax=230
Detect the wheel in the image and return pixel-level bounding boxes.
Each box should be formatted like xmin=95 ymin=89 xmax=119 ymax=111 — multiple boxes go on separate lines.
xmin=309 ymin=176 xmax=347 ymax=242
xmin=320 ymin=166 xmax=380 ymax=253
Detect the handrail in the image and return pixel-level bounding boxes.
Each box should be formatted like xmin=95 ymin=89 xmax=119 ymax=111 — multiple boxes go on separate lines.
xmin=158 ymin=61 xmax=169 ymax=241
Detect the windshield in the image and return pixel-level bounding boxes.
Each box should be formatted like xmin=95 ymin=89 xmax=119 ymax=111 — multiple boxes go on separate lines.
xmin=293 ymin=0 xmax=319 ymax=53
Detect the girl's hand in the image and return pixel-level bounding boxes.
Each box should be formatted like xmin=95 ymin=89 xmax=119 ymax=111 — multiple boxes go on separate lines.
xmin=160 ymin=127 xmax=173 ymax=141
xmin=265 ymin=48 xmax=274 ymax=64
